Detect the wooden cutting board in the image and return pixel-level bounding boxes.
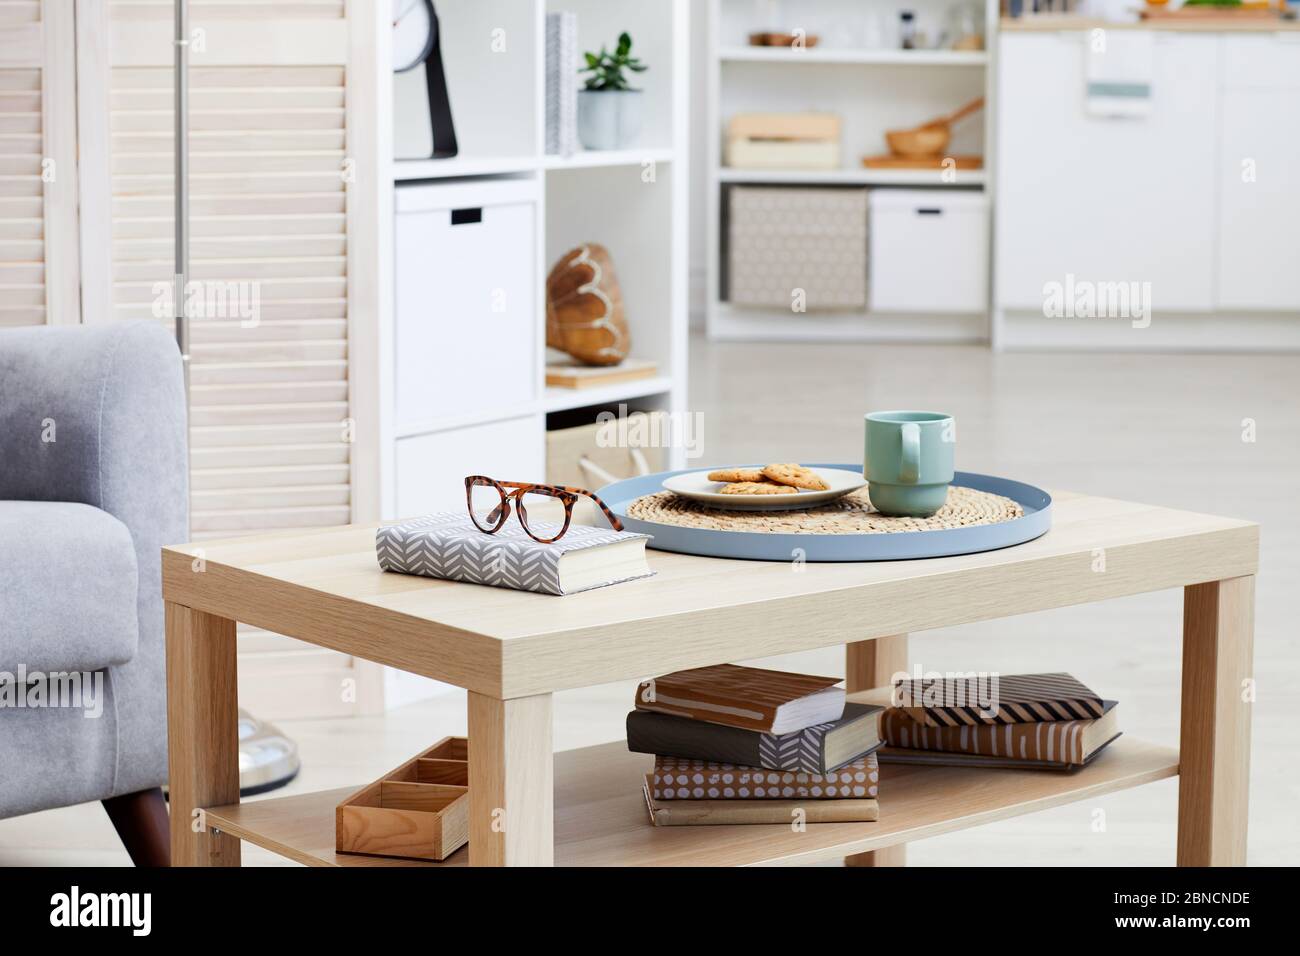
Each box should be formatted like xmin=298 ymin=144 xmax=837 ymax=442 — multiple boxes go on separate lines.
xmin=861 ymin=154 xmax=983 ymax=170
xmin=1140 ymin=7 xmax=1279 ymax=20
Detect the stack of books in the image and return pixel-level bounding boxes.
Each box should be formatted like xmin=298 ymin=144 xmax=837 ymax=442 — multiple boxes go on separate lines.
xmin=626 ymin=663 xmax=884 ymax=826
xmin=878 ymin=673 xmax=1121 ymax=771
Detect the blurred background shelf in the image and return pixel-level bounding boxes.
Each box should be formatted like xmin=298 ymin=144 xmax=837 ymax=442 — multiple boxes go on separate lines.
xmin=542 ymin=147 xmax=676 ymax=170
xmin=705 ymin=0 xmax=996 ymax=344
xmin=393 ymin=156 xmax=537 ymax=181
xmin=719 ymin=46 xmax=988 ymax=66
xmin=543 ymin=374 xmax=675 ymax=413
xmin=718 ymin=166 xmax=985 ymax=186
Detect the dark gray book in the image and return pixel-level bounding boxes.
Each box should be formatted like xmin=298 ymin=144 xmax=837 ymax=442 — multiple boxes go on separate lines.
xmin=878 ymin=733 xmax=1122 ymax=772
xmin=626 ymin=702 xmax=883 ymax=774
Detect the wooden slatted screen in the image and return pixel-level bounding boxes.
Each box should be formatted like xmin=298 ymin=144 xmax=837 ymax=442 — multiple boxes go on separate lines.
xmin=105 ymin=0 xmax=351 ymax=537
xmin=0 ymin=61 xmax=43 ymax=327
xmin=110 ymin=62 xmax=352 ymax=534
xmin=92 ymin=0 xmax=376 ymax=717
xmin=1 ymin=0 xmax=77 ymax=328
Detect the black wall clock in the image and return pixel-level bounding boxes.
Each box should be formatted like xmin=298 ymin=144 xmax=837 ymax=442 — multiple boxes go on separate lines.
xmin=393 ymin=0 xmax=458 ymax=160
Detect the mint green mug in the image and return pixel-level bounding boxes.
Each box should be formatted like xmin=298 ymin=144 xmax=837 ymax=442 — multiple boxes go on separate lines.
xmin=864 ymin=411 xmax=955 ymax=517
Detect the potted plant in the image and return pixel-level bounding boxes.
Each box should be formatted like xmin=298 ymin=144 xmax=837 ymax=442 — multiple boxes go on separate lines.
xmin=577 ymin=32 xmax=647 ymax=151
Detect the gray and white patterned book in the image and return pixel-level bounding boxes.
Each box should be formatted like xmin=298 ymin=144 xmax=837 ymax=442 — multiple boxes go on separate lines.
xmin=375 ymin=512 xmax=653 ymax=596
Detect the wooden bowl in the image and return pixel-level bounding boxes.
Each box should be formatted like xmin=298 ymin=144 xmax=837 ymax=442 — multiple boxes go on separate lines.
xmin=885 ymin=126 xmax=950 ymax=159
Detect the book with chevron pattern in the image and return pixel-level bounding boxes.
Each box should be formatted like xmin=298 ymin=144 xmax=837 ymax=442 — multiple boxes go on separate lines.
xmin=375 ymin=512 xmax=653 ymax=595
xmin=626 ymin=702 xmax=882 ymax=773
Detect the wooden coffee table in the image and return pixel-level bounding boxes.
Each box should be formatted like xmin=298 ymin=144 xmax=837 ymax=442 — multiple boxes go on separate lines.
xmin=161 ymin=489 xmax=1258 ymax=867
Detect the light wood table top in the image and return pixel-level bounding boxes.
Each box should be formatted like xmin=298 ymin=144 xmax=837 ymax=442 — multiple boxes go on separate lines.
xmin=163 ymin=490 xmax=1257 ymax=699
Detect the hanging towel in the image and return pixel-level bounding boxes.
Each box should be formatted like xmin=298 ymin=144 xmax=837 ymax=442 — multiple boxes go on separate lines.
xmin=1084 ymin=30 xmax=1154 ymax=118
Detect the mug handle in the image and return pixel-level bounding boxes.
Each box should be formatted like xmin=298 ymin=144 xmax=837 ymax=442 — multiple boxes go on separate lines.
xmin=899 ymin=422 xmax=920 ymax=484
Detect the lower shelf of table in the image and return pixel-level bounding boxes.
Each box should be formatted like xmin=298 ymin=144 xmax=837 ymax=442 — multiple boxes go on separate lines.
xmin=203 ymin=736 xmax=1178 ymax=867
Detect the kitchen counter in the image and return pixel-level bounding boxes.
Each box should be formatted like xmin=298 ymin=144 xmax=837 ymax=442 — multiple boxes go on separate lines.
xmin=1000 ymin=13 xmax=1300 ymax=32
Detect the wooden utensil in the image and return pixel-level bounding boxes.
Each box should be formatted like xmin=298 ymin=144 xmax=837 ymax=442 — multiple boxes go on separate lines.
xmin=884 ymin=96 xmax=985 ymax=159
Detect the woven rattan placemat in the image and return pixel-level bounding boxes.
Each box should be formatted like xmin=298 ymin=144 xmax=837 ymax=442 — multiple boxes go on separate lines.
xmin=626 ymin=485 xmax=1023 ymax=535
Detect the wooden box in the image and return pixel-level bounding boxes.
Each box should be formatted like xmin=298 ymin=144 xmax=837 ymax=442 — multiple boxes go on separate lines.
xmin=335 ymin=736 xmax=469 ymax=862
xmin=726 ymin=112 xmax=841 ymax=170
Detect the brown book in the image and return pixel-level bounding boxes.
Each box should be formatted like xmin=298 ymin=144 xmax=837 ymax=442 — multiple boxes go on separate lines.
xmin=642 ymin=775 xmax=878 ymax=826
xmin=895 ymin=672 xmax=1106 ymax=727
xmin=651 ymin=751 xmax=879 ymax=801
xmin=879 ymin=701 xmax=1120 ymax=766
xmin=635 ymin=663 xmax=844 ymax=734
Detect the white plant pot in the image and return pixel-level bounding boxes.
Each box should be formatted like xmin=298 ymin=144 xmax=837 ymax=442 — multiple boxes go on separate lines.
xmin=577 ymin=90 xmax=643 ymax=151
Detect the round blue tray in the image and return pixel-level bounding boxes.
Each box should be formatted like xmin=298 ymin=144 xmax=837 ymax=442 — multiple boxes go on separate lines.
xmin=599 ymin=465 xmax=1052 ymax=562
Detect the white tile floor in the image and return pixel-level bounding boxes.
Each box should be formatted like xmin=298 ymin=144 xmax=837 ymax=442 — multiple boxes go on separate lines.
xmin=3 ymin=335 xmax=1296 ymax=866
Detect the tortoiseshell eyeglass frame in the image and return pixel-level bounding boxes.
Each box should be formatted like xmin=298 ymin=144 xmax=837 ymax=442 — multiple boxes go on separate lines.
xmin=464 ymin=476 xmax=624 ymax=544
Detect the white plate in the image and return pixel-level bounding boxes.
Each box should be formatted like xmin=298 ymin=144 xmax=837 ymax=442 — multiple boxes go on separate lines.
xmin=662 ymin=467 xmax=866 ymax=511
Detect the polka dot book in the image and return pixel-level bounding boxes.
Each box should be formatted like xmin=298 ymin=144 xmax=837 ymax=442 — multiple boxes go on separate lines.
xmin=650 ymin=751 xmax=879 ymax=802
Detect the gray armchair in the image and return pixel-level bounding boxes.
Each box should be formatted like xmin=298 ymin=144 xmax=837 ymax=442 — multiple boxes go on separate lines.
xmin=0 ymin=322 xmax=188 ymax=865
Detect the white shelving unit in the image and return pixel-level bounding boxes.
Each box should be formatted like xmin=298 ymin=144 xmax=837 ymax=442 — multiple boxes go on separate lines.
xmin=362 ymin=0 xmax=688 ymax=710
xmin=705 ymin=0 xmax=999 ymax=343
xmin=373 ymin=0 xmax=690 ymax=526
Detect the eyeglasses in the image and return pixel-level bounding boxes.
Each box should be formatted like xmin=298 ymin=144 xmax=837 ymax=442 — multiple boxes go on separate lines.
xmin=464 ymin=476 xmax=623 ymax=543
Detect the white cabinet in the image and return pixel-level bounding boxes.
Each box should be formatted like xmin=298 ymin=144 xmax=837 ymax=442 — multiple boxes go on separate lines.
xmin=870 ymin=190 xmax=989 ymax=313
xmin=1216 ymin=35 xmax=1300 ymax=311
xmin=394 ymin=416 xmax=545 ymax=518
xmin=996 ymin=32 xmax=1219 ymax=312
xmin=394 ymin=179 xmax=539 ymax=431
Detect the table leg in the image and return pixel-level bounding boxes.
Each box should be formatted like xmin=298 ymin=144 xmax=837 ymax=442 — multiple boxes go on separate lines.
xmin=1178 ymin=576 xmax=1254 ymax=866
xmin=467 ymin=691 xmax=554 ymax=866
xmin=845 ymin=634 xmax=908 ymax=868
xmin=164 ymin=602 xmax=241 ymax=866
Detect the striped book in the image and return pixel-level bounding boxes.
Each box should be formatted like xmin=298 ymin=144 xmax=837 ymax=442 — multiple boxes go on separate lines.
xmin=880 ymin=701 xmax=1120 ymax=767
xmin=635 ymin=663 xmax=844 ymax=734
xmin=895 ymin=672 xmax=1105 ymax=727
xmin=650 ymin=751 xmax=879 ymax=801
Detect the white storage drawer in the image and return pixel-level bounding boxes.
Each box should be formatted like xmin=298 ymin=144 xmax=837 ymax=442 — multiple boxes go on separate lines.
xmin=394 ymin=179 xmax=539 ymax=431
xmin=869 ymin=190 xmax=988 ymax=313
xmin=395 ymin=415 xmax=545 ymax=518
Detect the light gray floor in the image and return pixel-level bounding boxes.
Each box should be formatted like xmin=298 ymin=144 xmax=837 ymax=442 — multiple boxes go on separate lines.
xmin=3 ymin=335 xmax=1296 ymax=866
